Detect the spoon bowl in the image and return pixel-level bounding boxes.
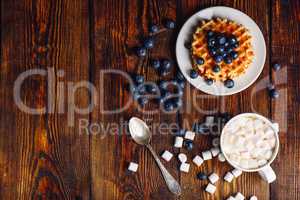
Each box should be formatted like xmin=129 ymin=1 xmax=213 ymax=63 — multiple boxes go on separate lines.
xmin=129 ymin=117 xmax=151 ymax=145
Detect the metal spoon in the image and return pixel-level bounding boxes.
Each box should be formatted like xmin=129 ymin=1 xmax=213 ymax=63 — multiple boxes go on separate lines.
xmin=128 ymin=117 xmax=181 ymax=196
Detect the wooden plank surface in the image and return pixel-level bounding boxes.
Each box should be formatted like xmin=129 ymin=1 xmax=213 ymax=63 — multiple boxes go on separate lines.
xmin=0 ymin=0 xmax=299 ymax=199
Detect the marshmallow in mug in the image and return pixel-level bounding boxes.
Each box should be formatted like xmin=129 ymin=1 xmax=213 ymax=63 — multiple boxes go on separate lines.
xmin=222 ymin=116 xmax=277 ymax=170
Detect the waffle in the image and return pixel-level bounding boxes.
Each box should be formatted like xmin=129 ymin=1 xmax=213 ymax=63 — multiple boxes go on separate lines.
xmin=191 ymin=18 xmax=254 ymax=81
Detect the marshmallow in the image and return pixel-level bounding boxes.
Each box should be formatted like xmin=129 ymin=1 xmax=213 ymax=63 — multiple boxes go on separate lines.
xmin=128 ymin=162 xmax=138 ymax=172
xmin=178 ymin=153 xmax=187 ymax=163
xmin=205 ymin=116 xmax=215 ymax=126
xmin=224 ymin=172 xmax=234 ymax=183
xmin=192 ymin=155 xmax=204 ymax=167
xmin=231 ymin=168 xmax=242 ymax=177
xmin=205 ymin=183 xmax=216 ymax=194
xmin=185 ymin=131 xmax=196 ymax=140
xmin=208 ymin=173 xmax=219 ymax=184
xmin=202 ymin=150 xmax=212 ymax=160
xmin=180 ymin=162 xmax=190 ymax=173
xmin=249 ymin=195 xmax=258 ymax=200
xmin=218 ymin=153 xmax=226 ymax=162
xmin=235 ymin=192 xmax=245 ymax=200
xmin=174 ymin=136 xmax=184 ymax=148
xmin=226 ymin=196 xmax=236 ymax=200
xmin=212 ymin=137 xmax=220 ymax=147
xmin=161 ymin=150 xmax=173 ymax=162
xmin=210 ymin=147 xmax=220 ymax=157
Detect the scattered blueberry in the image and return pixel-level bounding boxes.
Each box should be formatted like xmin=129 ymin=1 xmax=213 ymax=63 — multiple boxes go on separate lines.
xmin=138 ymin=97 xmax=148 ymax=106
xmin=230 ymin=51 xmax=238 ymax=59
xmin=224 ymin=56 xmax=233 ymax=64
xmin=177 ymin=80 xmax=185 ymax=89
xmin=132 ymin=91 xmax=140 ymax=100
xmin=134 ymin=75 xmax=144 ymax=84
xmin=190 ymin=69 xmax=198 ymax=79
xmin=159 ymin=68 xmax=170 ymax=76
xmin=267 ymin=83 xmax=275 ymax=90
xmin=197 ymin=172 xmax=207 ymax=180
xmin=147 ymin=84 xmax=157 ymax=93
xmin=161 ymin=90 xmax=171 ymax=99
xmin=159 ymin=80 xmax=168 ymax=89
xmin=269 ymin=89 xmax=279 ymax=99
xmin=176 ymin=129 xmax=186 ymax=136
xmin=176 ymin=72 xmax=185 ymax=81
xmin=136 ymin=47 xmax=147 ymax=57
xmin=224 ymin=79 xmax=234 ymax=88
xmin=164 ymin=101 xmax=174 ymax=111
xmin=164 ymin=19 xmax=176 ymax=29
xmin=173 ymin=98 xmax=183 ymax=108
xmin=161 ymin=59 xmax=172 ymax=70
xmin=184 ymin=140 xmax=193 ymax=151
xmin=176 ymin=88 xmax=184 ymax=96
xmin=272 ymin=63 xmax=281 ymax=71
xmin=212 ymin=65 xmax=221 ymax=73
xmin=194 ymin=123 xmax=209 ymax=134
xmin=151 ymin=59 xmax=161 ymax=69
xmin=137 ymin=84 xmax=146 ymax=94
xmin=143 ymin=37 xmax=155 ymax=49
xmin=205 ymin=78 xmax=214 ymax=85
xmin=195 ymin=57 xmax=205 ymax=65
xmin=213 ymin=55 xmax=223 ymax=63
xmin=149 ymin=24 xmax=159 ymax=33
xmin=157 ymin=96 xmax=165 ymax=104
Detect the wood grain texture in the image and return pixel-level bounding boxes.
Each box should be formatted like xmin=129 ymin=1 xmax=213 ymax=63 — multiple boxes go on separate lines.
xmin=1 ymin=0 xmax=90 ymax=199
xmin=0 ymin=0 xmax=299 ymax=199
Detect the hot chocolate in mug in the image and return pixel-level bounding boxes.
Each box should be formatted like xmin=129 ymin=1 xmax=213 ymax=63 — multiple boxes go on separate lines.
xmin=220 ymin=113 xmax=279 ymax=183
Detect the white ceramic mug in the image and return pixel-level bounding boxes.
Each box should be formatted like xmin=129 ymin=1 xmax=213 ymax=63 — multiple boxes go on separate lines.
xmin=220 ymin=113 xmax=280 ymax=183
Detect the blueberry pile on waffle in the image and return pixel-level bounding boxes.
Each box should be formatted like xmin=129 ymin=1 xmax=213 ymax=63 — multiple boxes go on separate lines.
xmin=191 ymin=18 xmax=254 ymax=88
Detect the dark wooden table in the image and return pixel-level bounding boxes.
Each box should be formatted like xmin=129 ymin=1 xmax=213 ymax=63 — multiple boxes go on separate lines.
xmin=1 ymin=0 xmax=299 ymax=199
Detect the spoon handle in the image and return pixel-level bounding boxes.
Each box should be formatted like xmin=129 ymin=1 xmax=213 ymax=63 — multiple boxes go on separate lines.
xmin=146 ymin=144 xmax=181 ymax=196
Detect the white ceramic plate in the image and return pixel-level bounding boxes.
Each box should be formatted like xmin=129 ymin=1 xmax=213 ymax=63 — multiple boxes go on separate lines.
xmin=176 ymin=6 xmax=266 ymax=96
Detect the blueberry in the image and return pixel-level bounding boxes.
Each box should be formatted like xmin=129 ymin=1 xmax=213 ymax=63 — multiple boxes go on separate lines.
xmin=230 ymin=51 xmax=238 ymax=59
xmin=159 ymin=68 xmax=170 ymax=76
xmin=177 ymin=80 xmax=185 ymax=89
xmin=151 ymin=59 xmax=160 ymax=69
xmin=197 ymin=172 xmax=207 ymax=180
xmin=184 ymin=140 xmax=193 ymax=151
xmin=157 ymin=96 xmax=165 ymax=104
xmin=218 ymin=46 xmax=225 ymax=53
xmin=161 ymin=90 xmax=171 ymax=99
xmin=213 ymin=55 xmax=223 ymax=63
xmin=221 ymin=52 xmax=228 ymax=58
xmin=149 ymin=24 xmax=159 ymax=33
xmin=224 ymin=56 xmax=233 ymax=64
xmin=225 ymin=47 xmax=234 ymax=54
xmin=273 ymin=63 xmax=281 ymax=71
xmin=176 ymin=72 xmax=185 ymax=81
xmin=205 ymin=78 xmax=214 ymax=85
xmin=164 ymin=19 xmax=176 ymax=29
xmin=176 ymin=129 xmax=186 ymax=136
xmin=232 ymin=42 xmax=239 ymax=48
xmin=138 ymin=97 xmax=148 ymax=106
xmin=143 ymin=37 xmax=154 ymax=49
xmin=269 ymin=89 xmax=279 ymax=99
xmin=173 ymin=98 xmax=183 ymax=108
xmin=195 ymin=57 xmax=205 ymax=65
xmin=267 ymin=83 xmax=275 ymax=90
xmin=161 ymin=59 xmax=172 ymax=70
xmin=136 ymin=47 xmax=147 ymax=57
xmin=224 ymin=42 xmax=230 ymax=47
xmin=207 ymin=30 xmax=215 ymax=38
xmin=176 ymin=88 xmax=184 ymax=96
xmin=129 ymin=84 xmax=137 ymax=93
xmin=134 ymin=75 xmax=144 ymax=84
xmin=137 ymin=84 xmax=146 ymax=94
xmin=147 ymin=84 xmax=157 ymax=93
xmin=132 ymin=92 xmax=140 ymax=100
xmin=208 ymin=38 xmax=216 ymax=46
xmin=228 ymin=36 xmax=238 ymax=45
xmin=212 ymin=65 xmax=221 ymax=73
xmin=164 ymin=101 xmax=174 ymax=111
xmin=224 ymin=79 xmax=234 ymax=88
xmin=190 ymin=69 xmax=198 ymax=79
xmin=217 ymin=36 xmax=227 ymax=45
xmin=209 ymin=47 xmax=217 ymax=56
xmin=159 ymin=80 xmax=168 ymax=89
